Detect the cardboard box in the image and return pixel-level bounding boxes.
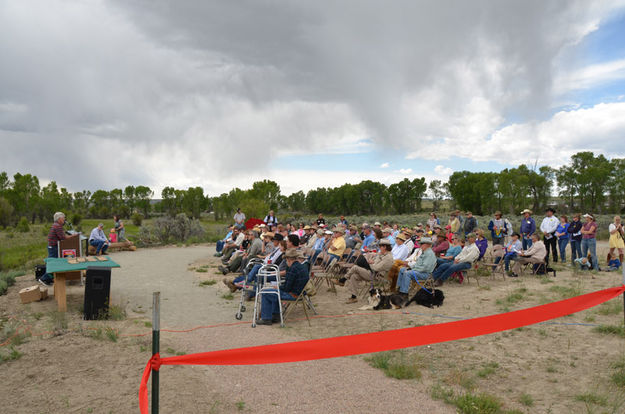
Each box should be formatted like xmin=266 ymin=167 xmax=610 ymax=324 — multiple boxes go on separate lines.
xmin=19 ymin=285 xmax=42 ymax=304
xmin=39 ymin=287 xmax=48 ymax=300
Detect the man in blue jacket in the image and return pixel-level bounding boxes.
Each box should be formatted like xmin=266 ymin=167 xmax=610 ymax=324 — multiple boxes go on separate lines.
xmin=519 ymin=209 xmax=536 ymax=250
xmin=257 ymin=249 xmax=309 ymax=325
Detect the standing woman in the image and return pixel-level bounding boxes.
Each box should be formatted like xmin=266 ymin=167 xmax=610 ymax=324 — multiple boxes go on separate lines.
xmin=567 ymin=214 xmax=583 ymax=264
xmin=427 ymin=213 xmax=439 ymax=231
xmin=113 ymin=215 xmax=126 ymax=242
xmin=555 ymin=215 xmax=570 ymax=263
xmin=580 ymin=213 xmax=598 ymax=271
xmin=608 ymin=216 xmax=625 ymax=265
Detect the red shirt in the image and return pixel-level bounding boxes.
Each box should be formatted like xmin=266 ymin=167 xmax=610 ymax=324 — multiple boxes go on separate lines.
xmin=582 ymin=222 xmax=597 ymax=239
xmin=47 ymin=222 xmax=66 ymax=246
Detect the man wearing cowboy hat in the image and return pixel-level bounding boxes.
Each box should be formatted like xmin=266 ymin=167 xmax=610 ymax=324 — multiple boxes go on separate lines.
xmin=519 ymin=209 xmax=536 ymax=250
xmin=383 ymin=227 xmax=396 ymax=247
xmin=432 ymin=233 xmax=480 ymax=286
xmin=257 ymin=248 xmax=309 ymax=325
xmin=386 ymin=233 xmax=412 ymax=291
xmin=396 ymin=237 xmax=437 ymax=298
xmin=345 ymin=225 xmax=359 ymax=249
xmin=540 ymin=207 xmax=559 ymax=263
xmin=488 ymin=211 xmax=506 ymax=246
xmin=342 ymin=239 xmax=394 ymax=304
xmin=328 ymin=227 xmax=346 ymax=262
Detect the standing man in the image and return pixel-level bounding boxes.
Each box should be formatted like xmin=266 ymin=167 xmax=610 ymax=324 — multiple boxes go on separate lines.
xmin=233 ymin=208 xmax=246 ymax=229
xmin=463 ymin=211 xmax=477 ymax=236
xmin=540 ymin=208 xmax=559 ymax=263
xmin=519 ymin=209 xmax=536 ymax=250
xmin=40 ymin=212 xmax=78 ymax=286
xmin=263 ymin=210 xmax=278 ymax=230
xmin=339 ymin=215 xmax=348 ymax=226
xmin=488 ymin=211 xmax=506 ymax=246
xmin=89 ymin=223 xmax=109 ymax=255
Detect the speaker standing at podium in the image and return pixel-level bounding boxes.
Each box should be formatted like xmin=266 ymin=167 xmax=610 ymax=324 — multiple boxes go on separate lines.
xmin=40 ymin=211 xmax=78 ymax=286
xmin=89 ymin=223 xmax=110 ymax=255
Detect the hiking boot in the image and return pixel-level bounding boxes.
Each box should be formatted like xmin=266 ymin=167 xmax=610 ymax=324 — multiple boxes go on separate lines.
xmin=338 ymin=277 xmax=347 ymax=285
xmin=345 ymin=297 xmax=358 ymax=304
xmin=434 ymin=279 xmax=444 ymax=287
xmin=271 ymin=314 xmax=281 ymax=323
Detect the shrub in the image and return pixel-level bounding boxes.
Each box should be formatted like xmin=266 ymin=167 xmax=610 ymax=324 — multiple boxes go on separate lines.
xmin=0 ymin=279 xmax=7 ymax=295
xmin=137 ymin=213 xmax=204 ymax=245
xmin=71 ymin=213 xmax=82 ymax=226
xmin=15 ymin=216 xmax=30 ymax=233
xmin=131 ymin=212 xmax=144 ymax=226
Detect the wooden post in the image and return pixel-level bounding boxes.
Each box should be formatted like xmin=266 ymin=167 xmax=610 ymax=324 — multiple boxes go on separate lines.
xmin=152 ymin=292 xmax=160 ymax=414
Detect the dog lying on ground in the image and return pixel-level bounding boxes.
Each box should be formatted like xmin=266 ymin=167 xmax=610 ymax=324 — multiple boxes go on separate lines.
xmin=405 ymin=287 xmax=444 ymax=308
xmin=358 ymin=288 xmax=444 ymax=310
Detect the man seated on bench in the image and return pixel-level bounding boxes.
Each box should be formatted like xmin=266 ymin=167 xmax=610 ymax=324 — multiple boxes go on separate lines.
xmin=396 ymin=237 xmax=436 ymax=299
xmin=510 ymin=233 xmax=546 ymax=277
xmin=432 ymin=233 xmax=480 ymax=286
xmin=89 ymin=223 xmax=109 ymax=255
xmin=342 ymin=239 xmax=394 ymax=304
xmin=256 ymin=248 xmax=309 ymax=326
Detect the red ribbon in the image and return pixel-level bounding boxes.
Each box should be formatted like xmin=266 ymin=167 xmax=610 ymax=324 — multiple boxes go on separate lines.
xmin=139 ymin=285 xmax=625 ymax=413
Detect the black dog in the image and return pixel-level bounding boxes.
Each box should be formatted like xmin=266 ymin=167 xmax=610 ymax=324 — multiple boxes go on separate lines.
xmin=405 ymin=288 xmax=444 ymax=308
xmin=367 ymin=288 xmax=407 ymax=310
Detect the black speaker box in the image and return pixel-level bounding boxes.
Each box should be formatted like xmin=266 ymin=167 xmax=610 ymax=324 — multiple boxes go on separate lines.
xmin=84 ymin=267 xmax=111 ymax=320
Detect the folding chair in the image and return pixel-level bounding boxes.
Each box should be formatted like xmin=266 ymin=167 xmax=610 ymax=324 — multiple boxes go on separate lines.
xmin=311 ymin=253 xmax=341 ymax=293
xmin=251 ymin=265 xmax=283 ymax=328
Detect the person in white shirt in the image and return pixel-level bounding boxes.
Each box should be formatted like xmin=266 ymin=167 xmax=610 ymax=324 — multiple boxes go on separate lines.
xmin=233 ymin=208 xmax=246 ymax=229
xmin=540 ymin=208 xmax=559 ymax=263
xmin=432 ymin=233 xmax=480 ymax=286
xmin=221 ymin=228 xmax=245 ymax=262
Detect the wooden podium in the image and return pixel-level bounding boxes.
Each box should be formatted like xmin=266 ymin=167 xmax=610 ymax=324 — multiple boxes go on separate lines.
xmin=57 ymin=235 xmax=82 ymax=282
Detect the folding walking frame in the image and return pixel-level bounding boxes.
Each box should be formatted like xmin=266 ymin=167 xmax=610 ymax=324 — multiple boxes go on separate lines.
xmin=234 ymin=258 xmax=264 ymax=320
xmin=251 ymin=265 xmax=282 ymax=327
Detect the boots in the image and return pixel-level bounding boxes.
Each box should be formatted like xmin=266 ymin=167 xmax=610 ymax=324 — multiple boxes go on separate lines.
xmin=620 ymin=254 xmax=624 ymax=267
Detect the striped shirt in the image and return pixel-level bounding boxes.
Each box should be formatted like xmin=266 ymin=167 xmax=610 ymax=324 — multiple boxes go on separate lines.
xmin=47 ymin=222 xmax=66 ymax=246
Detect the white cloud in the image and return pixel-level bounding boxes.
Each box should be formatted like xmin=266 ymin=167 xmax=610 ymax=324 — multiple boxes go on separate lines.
xmin=395 ymin=168 xmax=413 ymax=175
xmin=434 ymin=165 xmax=454 ymax=176
xmin=379 ymin=162 xmax=389 ymax=168
xmin=554 ymin=59 xmax=625 ymax=94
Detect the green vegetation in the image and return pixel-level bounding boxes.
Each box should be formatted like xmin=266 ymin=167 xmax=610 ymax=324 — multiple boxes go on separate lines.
xmin=549 ymin=284 xmax=582 ymax=299
xmin=575 ymin=392 xmax=607 ymax=407
xmin=365 ymin=350 xmax=423 ymax=380
xmin=221 ymin=293 xmax=234 ymax=300
xmin=597 ymin=300 xmax=622 ymax=316
xmin=477 ymin=362 xmax=499 ymax=378
xmin=236 ymin=401 xmax=246 ymax=411
xmin=199 ymin=279 xmax=217 ymax=286
xmin=496 ymin=288 xmax=528 ymax=308
xmin=107 ymin=304 xmax=127 ymax=321
xmin=518 ymin=393 xmax=534 ymax=407
xmin=431 ymin=385 xmax=506 ymax=414
xmin=0 ymin=346 xmax=23 ymax=364
xmin=593 ymin=324 xmax=625 ymax=338
xmin=611 ymin=357 xmax=625 ymax=388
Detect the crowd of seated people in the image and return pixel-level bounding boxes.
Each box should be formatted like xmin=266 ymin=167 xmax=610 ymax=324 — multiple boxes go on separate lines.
xmin=216 ymin=207 xmax=612 ymax=311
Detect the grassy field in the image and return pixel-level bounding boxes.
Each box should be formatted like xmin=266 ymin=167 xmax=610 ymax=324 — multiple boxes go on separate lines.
xmin=0 ymin=212 xmax=615 ymax=275
xmin=0 ymin=217 xmax=229 ymax=274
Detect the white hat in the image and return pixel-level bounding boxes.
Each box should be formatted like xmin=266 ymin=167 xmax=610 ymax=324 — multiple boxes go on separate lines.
xmin=582 ymin=213 xmax=594 ymax=220
xmin=324 ymin=230 xmax=333 ymax=235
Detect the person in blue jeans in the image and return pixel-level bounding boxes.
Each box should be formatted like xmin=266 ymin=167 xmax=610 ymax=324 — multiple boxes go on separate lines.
xmin=581 ymin=214 xmax=599 ymax=271
xmin=215 ymin=226 xmax=234 ymax=256
xmin=432 ymin=234 xmax=480 ymax=286
xmin=519 ymin=209 xmax=536 ymax=250
xmin=89 ymin=223 xmax=109 ymax=255
xmin=396 ymin=238 xmax=437 ymax=296
xmin=567 ymin=214 xmax=583 ymax=264
xmin=40 ymin=212 xmax=78 ymax=286
xmin=555 ymin=215 xmax=570 ymax=263
xmin=257 ymin=249 xmax=309 ymax=325
xmin=494 ymin=233 xmax=522 ymax=272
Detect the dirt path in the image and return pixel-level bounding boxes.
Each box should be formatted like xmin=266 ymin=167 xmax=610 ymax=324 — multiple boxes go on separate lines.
xmin=1 ymin=244 xmax=452 ymax=413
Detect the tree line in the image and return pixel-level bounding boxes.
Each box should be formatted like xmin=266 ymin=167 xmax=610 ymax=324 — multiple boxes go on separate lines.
xmin=0 ymin=151 xmax=620 ymax=228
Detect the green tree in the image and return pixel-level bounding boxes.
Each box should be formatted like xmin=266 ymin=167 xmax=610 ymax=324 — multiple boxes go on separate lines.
xmin=250 ymin=180 xmax=281 ymax=210
xmin=134 ymin=186 xmax=154 ymax=218
xmin=607 ymin=158 xmax=625 ymax=213
xmin=182 ymin=186 xmax=206 ymax=219
xmin=0 ymin=197 xmax=14 ymax=228
xmin=9 ymin=173 xmax=41 ymax=223
xmin=428 ymin=180 xmax=447 ymax=211
xmin=124 ymin=185 xmax=136 ymax=213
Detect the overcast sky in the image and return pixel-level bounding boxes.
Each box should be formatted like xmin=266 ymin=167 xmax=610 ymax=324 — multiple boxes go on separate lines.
xmin=1 ymin=0 xmax=625 ymax=196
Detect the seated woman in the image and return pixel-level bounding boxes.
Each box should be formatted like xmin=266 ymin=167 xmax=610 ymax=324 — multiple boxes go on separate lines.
xmin=474 ymin=229 xmax=488 ymax=260
xmin=436 ymin=236 xmax=463 ymax=266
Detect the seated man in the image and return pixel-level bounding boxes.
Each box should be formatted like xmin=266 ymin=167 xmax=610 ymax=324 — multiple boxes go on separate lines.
xmin=359 ymin=226 xmax=376 ymax=251
xmin=221 ymin=228 xmax=245 ymax=262
xmin=386 ymin=233 xmax=411 ymax=291
xmin=224 ymin=234 xmax=285 ymax=292
xmin=510 ymin=233 xmax=546 ymax=277
xmin=214 ymin=225 xmax=234 ymax=257
xmin=256 ymin=248 xmax=309 ymax=325
xmin=305 ymin=226 xmax=319 ymax=249
xmin=89 ymin=223 xmax=109 ymax=255
xmin=495 ymin=232 xmax=522 ymax=273
xmin=310 ymin=230 xmax=331 ymax=263
xmin=219 ymin=230 xmax=262 ymax=275
xmin=396 ymin=237 xmax=437 ymax=297
xmin=436 ymin=236 xmax=463 ymax=266
xmin=343 ymin=239 xmax=394 ymax=304
xmin=432 ymin=234 xmax=449 ymax=257
xmin=383 ymin=227 xmax=396 ymax=247
xmin=432 ymin=233 xmax=480 ymax=286
xmin=344 ymin=225 xmax=359 ymax=249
